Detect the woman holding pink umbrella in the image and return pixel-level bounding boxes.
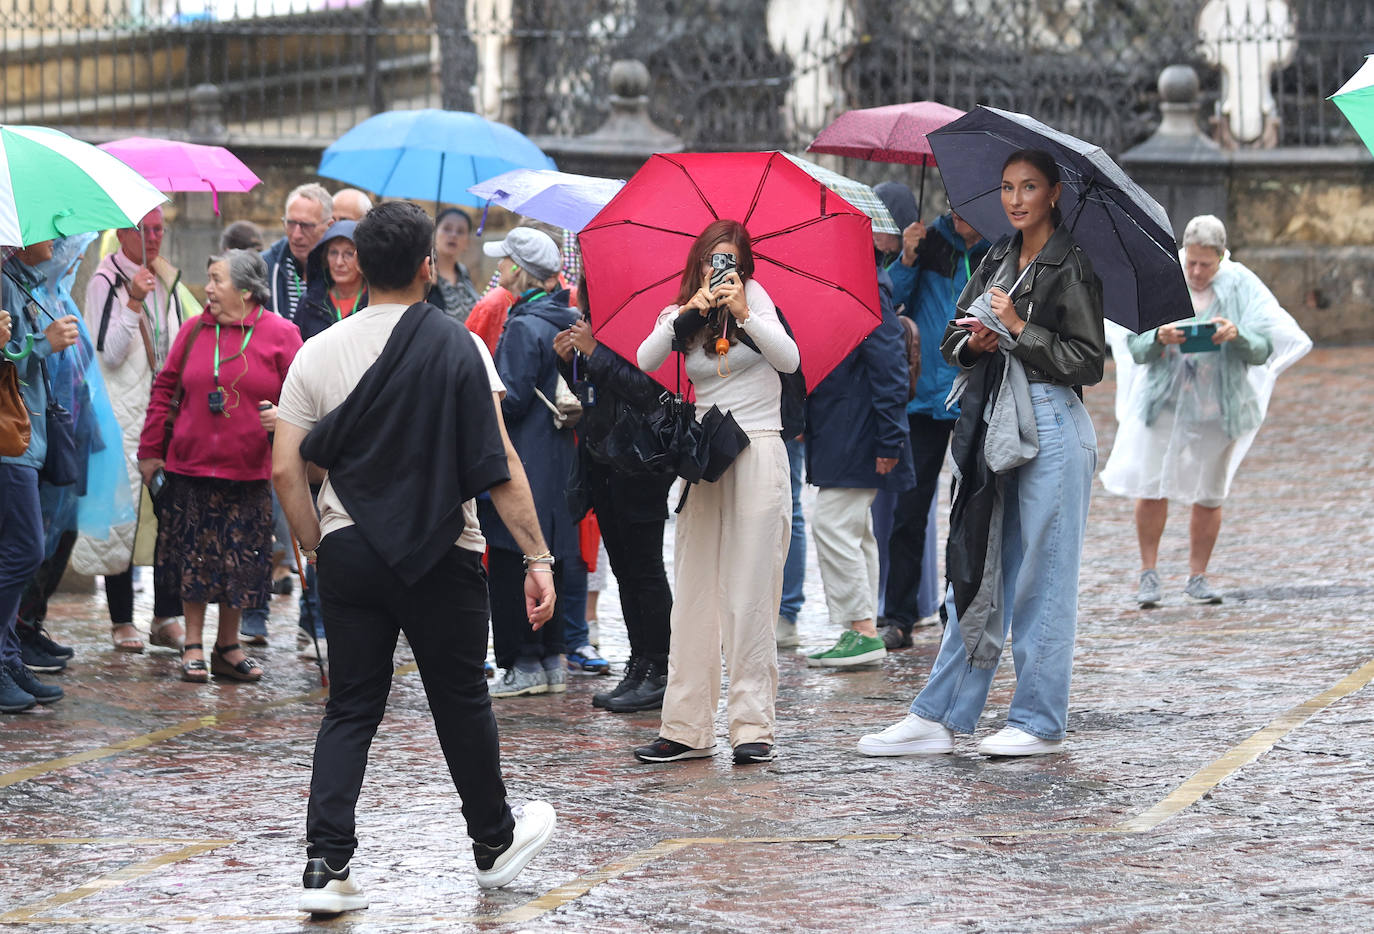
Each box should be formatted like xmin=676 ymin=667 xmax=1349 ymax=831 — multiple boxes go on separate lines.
xmin=633 ymin=219 xmax=799 ymax=766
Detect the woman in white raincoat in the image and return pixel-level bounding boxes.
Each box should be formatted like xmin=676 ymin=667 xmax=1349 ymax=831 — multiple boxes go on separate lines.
xmin=1101 ymin=215 xmax=1311 ymax=607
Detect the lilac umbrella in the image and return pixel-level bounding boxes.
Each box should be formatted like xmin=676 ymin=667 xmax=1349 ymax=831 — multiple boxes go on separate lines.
xmin=468 ymin=168 xmax=625 ymax=232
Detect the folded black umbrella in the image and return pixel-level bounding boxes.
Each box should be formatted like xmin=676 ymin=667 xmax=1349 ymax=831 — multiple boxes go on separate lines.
xmin=602 ymin=391 xmax=699 ymax=478
xmin=696 ymin=404 xmax=751 ymax=483
xmin=927 ymin=106 xmax=1190 ymax=333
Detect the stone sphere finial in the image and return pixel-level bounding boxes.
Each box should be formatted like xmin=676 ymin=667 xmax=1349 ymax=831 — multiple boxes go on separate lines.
xmin=1159 ymin=65 xmax=1200 ymax=104
xmin=609 ymin=60 xmax=650 ymax=100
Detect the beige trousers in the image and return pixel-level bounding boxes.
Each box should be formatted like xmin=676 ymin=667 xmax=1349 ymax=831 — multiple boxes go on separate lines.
xmin=659 ymin=433 xmax=791 ymax=749
xmin=813 ymin=486 xmax=880 ymax=627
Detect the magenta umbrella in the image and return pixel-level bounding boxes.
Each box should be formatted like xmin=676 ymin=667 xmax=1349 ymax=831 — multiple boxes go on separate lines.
xmin=807 ymin=101 xmax=966 ymax=211
xmin=579 ymin=151 xmax=880 ymax=393
xmin=97 ymin=136 xmax=261 ymax=214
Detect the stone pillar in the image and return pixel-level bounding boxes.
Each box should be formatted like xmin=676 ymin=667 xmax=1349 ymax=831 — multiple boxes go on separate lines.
xmin=169 ymin=83 xmax=230 ymax=284
xmin=1120 ymin=65 xmax=1228 ymax=244
xmin=532 ymin=60 xmax=683 ymax=181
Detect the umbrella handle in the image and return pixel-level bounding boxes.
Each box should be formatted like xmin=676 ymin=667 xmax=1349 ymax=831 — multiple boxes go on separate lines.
xmin=3 ymin=333 xmax=35 ymax=361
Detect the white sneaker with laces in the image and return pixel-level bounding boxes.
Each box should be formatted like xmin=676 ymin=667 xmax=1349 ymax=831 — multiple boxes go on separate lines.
xmin=856 ymin=713 xmax=954 ymax=756
xmin=977 ymin=726 xmax=1064 ymax=757
xmin=474 ymin=800 xmax=557 ymax=889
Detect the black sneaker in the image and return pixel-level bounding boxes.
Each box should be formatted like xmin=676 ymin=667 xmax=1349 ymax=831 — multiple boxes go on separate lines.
xmin=0 ymin=665 xmax=36 ymax=713
xmin=606 ymin=658 xmax=667 ymax=713
xmin=633 ymin=737 xmax=715 ymax=763
xmin=17 ymin=625 xmax=68 ymax=673
xmin=732 ymin=742 xmax=776 ymax=764
xmin=298 ymin=857 xmax=368 ymax=915
xmin=593 ymin=656 xmax=645 ymax=709
xmin=20 ymin=622 xmax=74 ymax=660
xmin=881 ymin=626 xmax=913 ymax=650
xmin=5 ymin=662 xmax=61 ymax=705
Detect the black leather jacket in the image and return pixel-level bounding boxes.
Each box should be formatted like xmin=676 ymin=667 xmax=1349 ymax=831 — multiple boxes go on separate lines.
xmin=940 ymin=224 xmax=1105 ymax=387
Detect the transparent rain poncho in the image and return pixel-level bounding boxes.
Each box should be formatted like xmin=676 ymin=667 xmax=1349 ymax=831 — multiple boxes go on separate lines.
xmin=1101 ymin=256 xmax=1311 ymax=507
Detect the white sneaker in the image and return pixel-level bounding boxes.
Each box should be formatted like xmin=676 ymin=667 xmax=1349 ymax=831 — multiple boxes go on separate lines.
xmin=856 ymin=713 xmax=954 ymax=756
xmin=474 ymin=800 xmax=557 ymax=889
xmin=298 ymin=858 xmax=369 ymax=915
xmin=775 ymin=616 xmax=799 ymax=648
xmin=977 ymin=726 xmax=1064 ymax=757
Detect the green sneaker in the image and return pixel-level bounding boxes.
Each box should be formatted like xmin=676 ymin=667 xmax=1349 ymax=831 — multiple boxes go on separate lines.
xmin=804 ymin=630 xmax=887 ymax=668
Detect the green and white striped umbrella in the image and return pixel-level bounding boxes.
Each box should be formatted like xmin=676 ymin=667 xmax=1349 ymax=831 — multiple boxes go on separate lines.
xmin=0 ymin=125 xmax=168 ymax=247
xmin=781 ymin=152 xmax=900 ymax=235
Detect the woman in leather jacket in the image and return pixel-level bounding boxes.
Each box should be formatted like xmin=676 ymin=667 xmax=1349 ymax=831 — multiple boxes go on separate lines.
xmin=859 ymin=148 xmax=1105 ymax=759
xmin=554 ymin=279 xmax=676 ymax=713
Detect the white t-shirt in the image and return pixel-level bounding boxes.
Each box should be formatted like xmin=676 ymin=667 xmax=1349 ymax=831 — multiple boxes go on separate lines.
xmin=277 ymin=302 xmax=505 ymax=553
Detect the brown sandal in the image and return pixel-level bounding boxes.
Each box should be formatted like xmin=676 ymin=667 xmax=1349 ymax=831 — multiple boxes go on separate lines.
xmin=180 ymin=643 xmax=209 ymax=683
xmin=211 ymin=643 xmax=263 ymax=682
xmin=111 ymin=623 xmax=144 ymax=653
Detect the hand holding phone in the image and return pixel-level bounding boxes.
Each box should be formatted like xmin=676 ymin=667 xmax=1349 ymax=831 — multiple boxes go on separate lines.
xmin=954 ymin=316 xmax=988 ymax=333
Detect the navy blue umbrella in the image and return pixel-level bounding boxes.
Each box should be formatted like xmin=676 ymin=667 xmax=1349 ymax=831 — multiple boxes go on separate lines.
xmin=927 ymin=106 xmax=1188 ymax=334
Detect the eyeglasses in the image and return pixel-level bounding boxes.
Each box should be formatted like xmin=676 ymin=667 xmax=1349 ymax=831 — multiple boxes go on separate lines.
xmin=283 ymin=218 xmax=321 ymax=233
xmin=327 ymin=247 xmax=357 ymax=262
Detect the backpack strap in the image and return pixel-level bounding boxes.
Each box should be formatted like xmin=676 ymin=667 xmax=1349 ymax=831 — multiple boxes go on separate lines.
xmin=94 ymin=269 xmax=129 ymax=353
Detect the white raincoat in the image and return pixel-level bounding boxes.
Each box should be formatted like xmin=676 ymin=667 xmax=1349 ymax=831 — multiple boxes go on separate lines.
xmin=1101 ymin=254 xmax=1310 ymax=507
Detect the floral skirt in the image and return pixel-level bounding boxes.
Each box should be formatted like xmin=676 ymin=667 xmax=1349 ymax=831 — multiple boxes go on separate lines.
xmin=158 ymin=472 xmax=271 ymax=608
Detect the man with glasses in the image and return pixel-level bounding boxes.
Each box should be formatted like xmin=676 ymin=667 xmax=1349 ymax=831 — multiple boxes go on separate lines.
xmin=263 ymin=183 xmax=334 ymax=328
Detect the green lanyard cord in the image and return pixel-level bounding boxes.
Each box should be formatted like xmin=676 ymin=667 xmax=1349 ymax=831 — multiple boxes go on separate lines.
xmin=213 ymin=312 xmax=258 ymax=387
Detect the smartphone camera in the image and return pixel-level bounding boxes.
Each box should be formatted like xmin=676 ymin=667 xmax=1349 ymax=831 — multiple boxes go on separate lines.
xmin=708 ymin=252 xmax=737 ymax=295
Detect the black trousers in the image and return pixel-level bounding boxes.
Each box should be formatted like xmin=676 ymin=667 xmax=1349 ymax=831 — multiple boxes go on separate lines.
xmin=588 ymin=464 xmax=673 ymax=661
xmin=883 ymin=413 xmax=955 ymax=632
xmin=17 ymin=529 xmax=77 ymax=627
xmin=105 ymin=493 xmax=184 ymax=624
xmin=488 ymin=547 xmax=565 ymax=670
xmin=306 ymin=526 xmax=514 ymax=862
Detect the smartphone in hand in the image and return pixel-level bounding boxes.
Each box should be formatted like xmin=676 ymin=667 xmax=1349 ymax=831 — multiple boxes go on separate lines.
xmin=954 ymin=316 xmax=988 ymax=333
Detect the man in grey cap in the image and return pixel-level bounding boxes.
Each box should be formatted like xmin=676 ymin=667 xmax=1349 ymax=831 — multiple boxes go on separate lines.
xmin=482 ymin=227 xmax=561 ymax=285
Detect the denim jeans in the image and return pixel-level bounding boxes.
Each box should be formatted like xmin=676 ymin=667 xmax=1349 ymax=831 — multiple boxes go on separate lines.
xmin=911 ymin=384 xmax=1097 ymax=740
xmin=778 ymin=437 xmax=806 ymax=622
xmin=0 ymin=465 xmax=44 ymax=668
xmin=560 ymin=552 xmax=591 ymax=651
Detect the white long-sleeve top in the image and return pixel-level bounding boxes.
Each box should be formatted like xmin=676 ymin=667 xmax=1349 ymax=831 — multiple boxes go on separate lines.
xmin=637 ymin=278 xmax=799 ymax=433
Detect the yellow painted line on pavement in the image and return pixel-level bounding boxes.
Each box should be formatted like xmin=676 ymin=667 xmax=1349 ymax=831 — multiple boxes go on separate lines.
xmin=0 ymin=840 xmax=231 ymax=923
xmin=0 ymin=662 xmax=421 ymax=789
xmin=1114 ymin=655 xmax=1374 ymax=832
xmin=495 ymin=838 xmax=695 ymax=924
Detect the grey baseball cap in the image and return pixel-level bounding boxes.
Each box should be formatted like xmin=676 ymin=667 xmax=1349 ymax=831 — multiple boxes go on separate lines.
xmin=482 ymin=227 xmax=560 ymax=281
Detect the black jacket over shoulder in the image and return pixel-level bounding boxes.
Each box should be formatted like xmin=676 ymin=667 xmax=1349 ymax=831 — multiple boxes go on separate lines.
xmin=940 ymin=224 xmax=1106 ymax=388
xmin=300 ymin=302 xmax=509 ymax=586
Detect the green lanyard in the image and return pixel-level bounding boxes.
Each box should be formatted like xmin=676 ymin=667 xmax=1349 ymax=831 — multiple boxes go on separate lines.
xmin=520 ymin=288 xmax=548 ymax=304
xmin=213 ymin=311 xmax=258 ymax=389
xmin=286 ymin=261 xmax=304 ymax=316
xmin=951 ymin=251 xmax=972 ymax=304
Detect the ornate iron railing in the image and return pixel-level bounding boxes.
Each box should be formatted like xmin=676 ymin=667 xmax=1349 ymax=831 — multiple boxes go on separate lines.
xmin=0 ymin=0 xmax=1368 ymax=153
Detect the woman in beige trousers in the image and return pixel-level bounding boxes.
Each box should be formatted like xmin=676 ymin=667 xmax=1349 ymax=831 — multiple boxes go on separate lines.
xmin=634 ymin=219 xmax=799 ymax=766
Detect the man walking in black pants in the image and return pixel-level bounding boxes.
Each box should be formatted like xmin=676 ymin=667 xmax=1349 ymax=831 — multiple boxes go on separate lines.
xmin=274 ymin=202 xmax=557 ymax=914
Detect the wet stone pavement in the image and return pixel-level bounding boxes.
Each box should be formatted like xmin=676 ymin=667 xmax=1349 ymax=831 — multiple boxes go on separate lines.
xmin=1 ymin=347 xmax=1373 ymax=933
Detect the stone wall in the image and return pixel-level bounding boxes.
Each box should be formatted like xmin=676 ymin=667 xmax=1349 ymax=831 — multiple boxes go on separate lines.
xmin=1225 ymin=148 xmax=1374 ymax=345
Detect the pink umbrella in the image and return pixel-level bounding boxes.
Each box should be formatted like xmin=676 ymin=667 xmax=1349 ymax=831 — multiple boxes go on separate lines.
xmin=97 ymin=137 xmax=261 ymax=214
xmin=807 ymin=101 xmax=966 ymax=210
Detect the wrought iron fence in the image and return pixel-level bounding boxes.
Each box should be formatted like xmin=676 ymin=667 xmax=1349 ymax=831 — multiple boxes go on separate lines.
xmin=0 ymin=0 xmax=1369 ymax=153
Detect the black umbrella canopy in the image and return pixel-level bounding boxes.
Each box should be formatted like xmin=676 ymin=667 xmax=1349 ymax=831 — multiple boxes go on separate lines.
xmin=927 ymin=106 xmax=1190 ymax=333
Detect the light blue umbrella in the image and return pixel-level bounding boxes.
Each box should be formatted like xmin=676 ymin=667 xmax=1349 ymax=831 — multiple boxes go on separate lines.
xmin=467 ymin=168 xmax=625 ymax=232
xmin=318 ymin=109 xmax=555 ymax=207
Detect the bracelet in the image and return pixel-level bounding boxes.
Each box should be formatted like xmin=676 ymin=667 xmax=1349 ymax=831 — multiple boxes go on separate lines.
xmin=525 ymin=566 xmax=554 ymax=574
xmin=522 ymin=551 xmax=555 ymax=570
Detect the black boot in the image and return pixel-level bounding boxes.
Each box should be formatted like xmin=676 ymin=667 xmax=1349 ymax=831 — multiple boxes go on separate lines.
xmin=593 ymin=656 xmax=646 ymax=709
xmin=605 ymin=656 xmax=667 ymax=713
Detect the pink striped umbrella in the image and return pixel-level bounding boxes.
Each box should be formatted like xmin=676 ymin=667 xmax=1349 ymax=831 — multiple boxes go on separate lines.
xmin=98 ymin=136 xmax=261 ymax=214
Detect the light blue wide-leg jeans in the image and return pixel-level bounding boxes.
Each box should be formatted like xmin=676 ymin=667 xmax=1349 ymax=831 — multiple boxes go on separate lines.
xmin=910 ymin=383 xmax=1097 ymax=740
